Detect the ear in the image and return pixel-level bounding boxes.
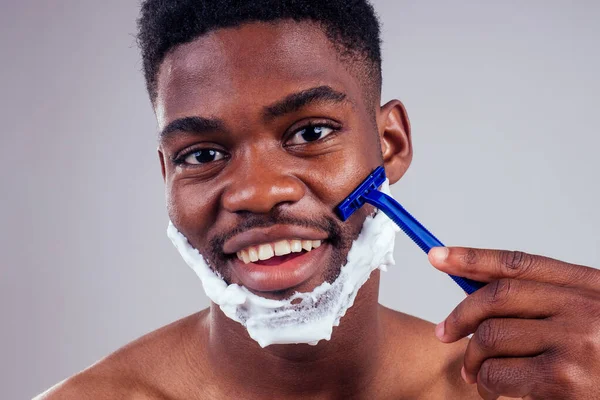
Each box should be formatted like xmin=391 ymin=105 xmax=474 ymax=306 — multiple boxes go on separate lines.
xmin=377 ymin=100 xmax=412 ymax=184
xmin=158 ymin=148 xmax=166 ymax=182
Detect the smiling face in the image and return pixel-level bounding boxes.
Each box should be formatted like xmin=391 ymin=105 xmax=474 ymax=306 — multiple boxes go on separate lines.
xmin=156 ymin=20 xmax=412 ymax=299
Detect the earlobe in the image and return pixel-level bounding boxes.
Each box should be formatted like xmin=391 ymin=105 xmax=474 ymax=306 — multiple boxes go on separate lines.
xmin=158 ymin=148 xmax=166 ymax=182
xmin=378 ymin=100 xmax=413 ymax=184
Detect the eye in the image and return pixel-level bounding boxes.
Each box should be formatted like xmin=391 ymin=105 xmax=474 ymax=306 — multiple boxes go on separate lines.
xmin=182 ymin=149 xmax=225 ymax=165
xmin=287 ymin=125 xmax=335 ymax=145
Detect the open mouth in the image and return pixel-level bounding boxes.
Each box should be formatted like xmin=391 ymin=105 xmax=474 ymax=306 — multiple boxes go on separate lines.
xmin=228 ymin=238 xmax=329 ymax=293
xmin=221 ymin=224 xmax=331 ymax=293
xmin=236 ymin=239 xmax=322 ymax=265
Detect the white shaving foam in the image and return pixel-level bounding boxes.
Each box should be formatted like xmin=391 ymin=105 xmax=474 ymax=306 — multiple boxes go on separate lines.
xmin=167 ymin=181 xmax=399 ymax=348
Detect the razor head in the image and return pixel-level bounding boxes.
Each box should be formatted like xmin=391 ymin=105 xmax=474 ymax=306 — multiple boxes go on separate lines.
xmin=335 ymin=166 xmax=386 ymax=221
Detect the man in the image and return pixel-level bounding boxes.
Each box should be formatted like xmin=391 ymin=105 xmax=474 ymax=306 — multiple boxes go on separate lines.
xmin=38 ymin=1 xmax=600 ymax=399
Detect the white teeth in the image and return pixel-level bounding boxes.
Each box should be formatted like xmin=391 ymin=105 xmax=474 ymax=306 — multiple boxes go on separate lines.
xmin=290 ymin=240 xmax=303 ymax=253
xmin=248 ymin=247 xmax=259 ymax=262
xmin=274 ymin=240 xmax=292 ymax=256
xmin=302 ymin=240 xmax=313 ymax=251
xmin=258 ymin=244 xmax=275 ymax=260
xmin=236 ymin=239 xmax=324 ymax=263
xmin=240 ymin=249 xmax=250 ymax=264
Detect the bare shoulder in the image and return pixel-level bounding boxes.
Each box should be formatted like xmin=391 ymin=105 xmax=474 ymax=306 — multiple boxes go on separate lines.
xmin=35 ymin=310 xmax=210 ymax=400
xmin=33 ymin=370 xmax=148 ymax=400
xmin=380 ymin=307 xmax=517 ymax=399
xmin=379 ymin=306 xmax=480 ymax=399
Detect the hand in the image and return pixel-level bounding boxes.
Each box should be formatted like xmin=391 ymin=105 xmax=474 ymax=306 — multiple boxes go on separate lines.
xmin=429 ymin=247 xmax=600 ymax=400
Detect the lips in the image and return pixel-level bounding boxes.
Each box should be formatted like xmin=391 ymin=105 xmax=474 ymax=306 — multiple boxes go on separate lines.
xmin=223 ymin=225 xmax=329 ymax=293
xmin=229 ymin=243 xmax=329 ymax=292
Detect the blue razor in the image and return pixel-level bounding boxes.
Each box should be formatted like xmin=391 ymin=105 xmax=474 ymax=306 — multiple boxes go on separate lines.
xmin=336 ymin=166 xmax=485 ymax=295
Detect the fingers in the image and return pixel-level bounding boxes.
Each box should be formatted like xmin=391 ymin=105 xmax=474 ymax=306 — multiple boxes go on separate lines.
xmin=437 ymin=279 xmax=570 ymax=343
xmin=463 ymin=318 xmax=553 ymax=385
xmin=476 ymin=381 xmax=499 ymax=400
xmin=476 ymin=357 xmax=538 ymax=399
xmin=429 ymin=247 xmax=600 ymax=291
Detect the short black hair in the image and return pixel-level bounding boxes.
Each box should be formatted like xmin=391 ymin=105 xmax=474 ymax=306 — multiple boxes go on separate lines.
xmin=137 ymin=0 xmax=382 ymax=105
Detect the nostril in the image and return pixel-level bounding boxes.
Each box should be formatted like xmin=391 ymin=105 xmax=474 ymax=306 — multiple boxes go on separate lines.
xmin=221 ymin=174 xmax=305 ymax=214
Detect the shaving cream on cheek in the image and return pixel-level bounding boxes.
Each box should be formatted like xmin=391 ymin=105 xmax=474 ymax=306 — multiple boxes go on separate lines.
xmin=167 ymin=181 xmax=399 ymax=348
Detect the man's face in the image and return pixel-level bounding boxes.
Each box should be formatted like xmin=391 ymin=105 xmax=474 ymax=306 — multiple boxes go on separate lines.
xmin=156 ymin=21 xmax=396 ymax=299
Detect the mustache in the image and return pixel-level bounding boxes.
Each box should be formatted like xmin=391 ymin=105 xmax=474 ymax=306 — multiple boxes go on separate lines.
xmin=209 ymin=212 xmax=343 ymax=258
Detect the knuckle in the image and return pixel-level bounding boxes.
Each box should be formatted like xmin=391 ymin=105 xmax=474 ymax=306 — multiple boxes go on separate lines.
xmin=476 ymin=319 xmax=501 ymax=352
xmin=447 ymin=304 xmax=463 ymax=328
xmin=548 ymin=362 xmax=581 ymax=390
xmin=580 ymin=326 xmax=600 ymax=360
xmin=478 ymin=359 xmax=505 ymax=389
xmin=593 ymin=318 xmax=600 ymax=344
xmin=563 ymin=264 xmax=596 ymax=288
xmin=499 ymin=250 xmax=536 ymax=276
xmin=486 ymin=279 xmax=513 ymax=307
xmin=479 ymin=359 xmax=531 ymax=395
xmin=462 ymin=248 xmax=479 ymax=266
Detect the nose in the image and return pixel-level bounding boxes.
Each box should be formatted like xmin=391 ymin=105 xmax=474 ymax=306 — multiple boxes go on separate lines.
xmin=221 ymin=160 xmax=306 ymax=214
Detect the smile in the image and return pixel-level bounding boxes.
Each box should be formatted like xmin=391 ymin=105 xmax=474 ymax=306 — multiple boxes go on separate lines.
xmin=236 ymin=239 xmax=323 ymax=264
xmin=222 ymin=224 xmax=331 ymax=292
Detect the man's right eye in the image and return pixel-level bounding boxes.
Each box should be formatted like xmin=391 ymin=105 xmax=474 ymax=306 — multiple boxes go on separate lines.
xmin=181 ymin=149 xmax=226 ymax=165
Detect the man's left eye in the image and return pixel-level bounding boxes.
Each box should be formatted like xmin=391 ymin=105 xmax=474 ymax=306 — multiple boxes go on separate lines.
xmin=287 ymin=126 xmax=334 ymax=145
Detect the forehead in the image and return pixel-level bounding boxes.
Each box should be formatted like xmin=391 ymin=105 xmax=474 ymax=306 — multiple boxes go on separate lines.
xmin=155 ymin=21 xmax=364 ymax=126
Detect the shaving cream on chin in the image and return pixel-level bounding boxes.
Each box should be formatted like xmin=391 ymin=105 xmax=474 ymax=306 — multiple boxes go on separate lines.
xmin=167 ymin=181 xmax=399 ymax=348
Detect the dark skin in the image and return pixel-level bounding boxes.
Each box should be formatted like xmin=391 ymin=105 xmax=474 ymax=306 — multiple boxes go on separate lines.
xmin=429 ymin=248 xmax=600 ymax=399
xmin=38 ymin=21 xmax=600 ymax=400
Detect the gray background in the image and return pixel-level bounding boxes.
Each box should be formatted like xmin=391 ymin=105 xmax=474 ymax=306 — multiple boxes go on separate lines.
xmin=1 ymin=1 xmax=598 ymax=398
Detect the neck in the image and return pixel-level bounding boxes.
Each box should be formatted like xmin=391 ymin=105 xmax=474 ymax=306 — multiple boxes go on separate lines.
xmin=204 ymin=271 xmax=385 ymax=399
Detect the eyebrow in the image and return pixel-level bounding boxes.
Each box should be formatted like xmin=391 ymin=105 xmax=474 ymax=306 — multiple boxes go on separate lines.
xmin=159 ymin=86 xmax=348 ymax=138
xmin=263 ymin=86 xmax=349 ymax=119
xmin=160 ymin=116 xmax=225 ymax=138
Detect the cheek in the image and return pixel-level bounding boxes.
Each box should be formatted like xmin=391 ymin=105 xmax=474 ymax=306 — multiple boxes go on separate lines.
xmin=306 ymin=132 xmax=382 ymax=208
xmin=166 ymin=175 xmax=220 ymax=238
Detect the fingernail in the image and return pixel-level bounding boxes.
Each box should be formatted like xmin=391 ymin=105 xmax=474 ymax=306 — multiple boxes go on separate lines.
xmin=435 ymin=320 xmax=445 ymax=340
xmin=431 ymin=247 xmax=449 ymax=263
